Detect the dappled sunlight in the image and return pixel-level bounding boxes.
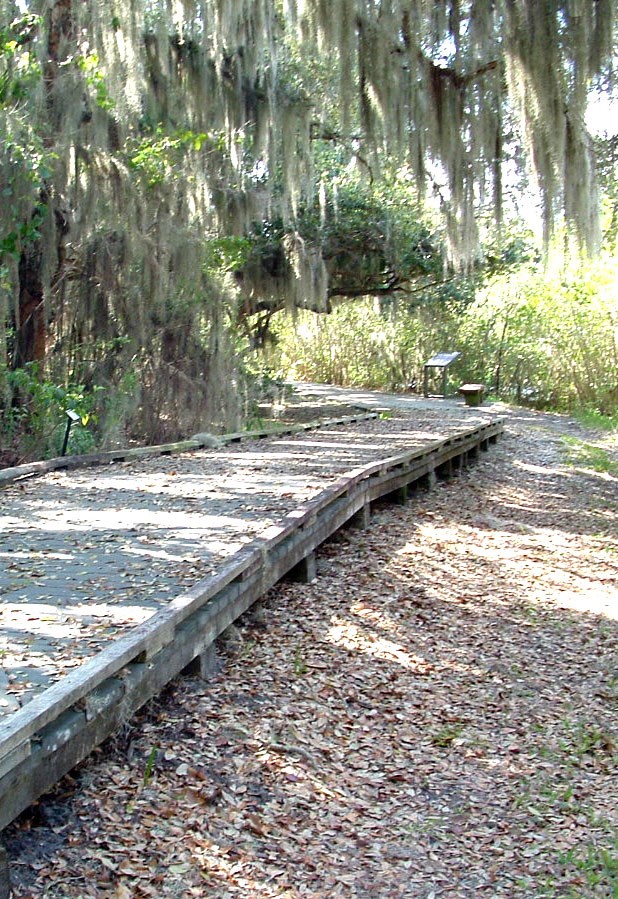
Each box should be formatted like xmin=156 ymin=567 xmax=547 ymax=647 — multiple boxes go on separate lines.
xmin=0 ymin=596 xmax=160 ymax=707
xmin=5 ymin=400 xmax=618 ymax=898
xmin=528 ymin=586 xmax=618 ymax=620
xmin=350 ymin=597 xmax=404 ymax=634
xmin=569 ymin=466 xmax=617 ymax=483
xmin=0 ymin=549 xmax=73 ymax=562
xmin=326 ymin=610 xmax=494 ymax=684
xmin=273 ymin=438 xmax=386 ymax=452
xmin=513 ymin=459 xmax=577 ymax=477
xmin=393 ymin=513 xmax=618 ymax=622
xmin=11 ymin=506 xmax=251 ymax=532
xmin=122 ymin=545 xmax=201 ymax=564
xmin=326 ymin=616 xmax=431 ymax=670
xmin=1 ymin=600 xmax=155 ymax=639
xmin=272 ymin=429 xmax=453 ymax=452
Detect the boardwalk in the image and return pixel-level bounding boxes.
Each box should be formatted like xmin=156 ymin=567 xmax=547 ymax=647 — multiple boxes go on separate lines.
xmin=0 ymin=387 xmax=502 ymax=889
xmin=0 ymin=390 xmax=491 ymax=720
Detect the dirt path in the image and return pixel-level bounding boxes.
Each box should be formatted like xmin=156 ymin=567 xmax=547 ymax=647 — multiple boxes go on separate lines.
xmin=6 ymin=405 xmax=618 ymax=898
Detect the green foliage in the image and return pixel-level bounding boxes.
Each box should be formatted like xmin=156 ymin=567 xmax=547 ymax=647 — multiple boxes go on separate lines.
xmin=142 ymin=746 xmax=158 ymax=787
xmin=430 ymin=722 xmax=464 ymax=747
xmin=204 ymin=236 xmax=252 ymax=274
xmin=556 ymin=840 xmax=618 ymax=897
xmin=456 ymin=258 xmax=618 ymax=411
xmin=595 ymin=133 xmax=618 ymax=250
xmin=0 ymin=208 xmax=45 ymax=256
xmin=126 ymin=126 xmax=226 ymax=186
xmin=293 ymin=648 xmax=307 ymax=676
xmin=239 ymin=173 xmax=444 ymax=321
xmin=1 ymin=0 xmax=614 ymax=457
xmin=316 ymin=178 xmax=442 ymax=298
xmin=268 ymin=253 xmax=618 ymax=417
xmin=574 ymin=408 xmax=618 ymax=431
xmin=236 ymin=350 xmax=289 ymax=424
xmin=269 ymin=299 xmax=427 ymax=390
xmin=0 ymin=15 xmax=41 ymax=108
xmin=561 ymin=437 xmax=618 ymax=476
xmin=0 ymin=20 xmax=55 ymax=268
xmin=0 ymin=363 xmax=103 ymax=459
xmin=76 ymin=52 xmax=115 ymax=111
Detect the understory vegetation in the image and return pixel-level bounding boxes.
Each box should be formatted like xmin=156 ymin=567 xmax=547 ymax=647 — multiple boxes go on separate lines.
xmin=267 ymin=255 xmax=618 ymax=418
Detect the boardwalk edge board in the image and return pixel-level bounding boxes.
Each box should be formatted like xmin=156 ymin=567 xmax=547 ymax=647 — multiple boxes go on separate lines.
xmin=0 ymin=412 xmax=378 ymax=488
xmin=0 ymin=418 xmax=503 ymax=882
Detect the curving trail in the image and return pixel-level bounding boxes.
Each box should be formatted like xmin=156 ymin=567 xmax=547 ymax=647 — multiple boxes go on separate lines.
xmin=5 ymin=391 xmax=618 ymax=898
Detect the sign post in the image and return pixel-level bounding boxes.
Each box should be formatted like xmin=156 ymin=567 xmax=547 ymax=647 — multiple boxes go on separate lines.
xmin=423 ymin=352 xmax=461 ymax=397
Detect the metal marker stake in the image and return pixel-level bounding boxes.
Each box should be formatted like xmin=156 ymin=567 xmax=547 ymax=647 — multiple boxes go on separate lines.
xmin=61 ymin=409 xmax=81 ymax=456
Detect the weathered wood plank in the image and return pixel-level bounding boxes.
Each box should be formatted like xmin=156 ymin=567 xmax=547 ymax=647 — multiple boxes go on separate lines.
xmin=0 ymin=545 xmax=261 ymax=761
xmin=0 ymin=416 xmax=504 ymax=837
xmin=0 ymin=413 xmax=378 ymax=489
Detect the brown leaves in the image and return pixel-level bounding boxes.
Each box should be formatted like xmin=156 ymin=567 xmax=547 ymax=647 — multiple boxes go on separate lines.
xmin=6 ymin=411 xmax=618 ymax=897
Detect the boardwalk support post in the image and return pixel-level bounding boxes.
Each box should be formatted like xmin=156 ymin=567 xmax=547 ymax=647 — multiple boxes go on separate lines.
xmin=388 ymin=484 xmax=408 ymax=505
xmin=182 ymin=644 xmax=219 ymax=680
xmin=348 ymin=502 xmax=371 ymax=529
xmin=0 ymin=844 xmax=10 ymax=899
xmin=286 ymin=552 xmax=317 ymax=584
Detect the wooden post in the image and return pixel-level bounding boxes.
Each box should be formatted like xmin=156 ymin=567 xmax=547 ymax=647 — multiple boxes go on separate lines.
xmin=286 ymin=552 xmax=317 ymax=584
xmin=0 ymin=843 xmax=10 ymax=899
xmin=182 ymin=644 xmax=219 ymax=679
xmin=348 ymin=502 xmax=371 ymax=529
xmin=388 ymin=484 xmax=408 ymax=505
xmin=419 ymin=469 xmax=437 ymax=490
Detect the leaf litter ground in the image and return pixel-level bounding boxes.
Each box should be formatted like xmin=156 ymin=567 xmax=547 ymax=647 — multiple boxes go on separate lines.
xmin=6 ymin=410 xmax=618 ymax=898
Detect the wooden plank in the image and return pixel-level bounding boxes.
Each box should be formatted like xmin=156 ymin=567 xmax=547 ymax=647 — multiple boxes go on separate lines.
xmin=0 ymin=545 xmax=260 ymax=761
xmin=0 ymin=416 xmax=504 ymax=807
xmin=0 ymin=580 xmax=263 ymax=830
xmin=0 ymin=741 xmax=30 ymax=781
xmin=0 ymin=843 xmax=9 ymax=899
xmin=0 ymin=410 xmax=379 ymax=490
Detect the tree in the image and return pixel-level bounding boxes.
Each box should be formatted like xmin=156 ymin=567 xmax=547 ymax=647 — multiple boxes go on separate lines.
xmin=236 ymin=179 xmax=444 ymax=321
xmin=0 ymin=1 xmax=615 ymax=456
xmin=280 ymin=2 xmax=615 ymax=258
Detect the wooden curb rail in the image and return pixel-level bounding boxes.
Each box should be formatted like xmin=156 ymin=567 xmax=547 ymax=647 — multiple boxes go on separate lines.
xmin=0 ymin=413 xmax=377 ymax=488
xmin=0 ymin=416 xmax=503 ymax=892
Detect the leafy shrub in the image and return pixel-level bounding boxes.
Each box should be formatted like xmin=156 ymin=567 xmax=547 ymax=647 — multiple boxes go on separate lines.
xmin=0 ymin=362 xmax=103 ymax=461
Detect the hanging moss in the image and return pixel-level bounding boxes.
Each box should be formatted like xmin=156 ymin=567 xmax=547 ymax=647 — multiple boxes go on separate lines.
xmin=293 ymin=0 xmax=614 ymax=258
xmin=0 ymin=0 xmax=615 ymax=454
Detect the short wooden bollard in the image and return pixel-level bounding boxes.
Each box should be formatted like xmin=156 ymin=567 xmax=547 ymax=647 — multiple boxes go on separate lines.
xmin=459 ymin=383 xmax=485 ymax=406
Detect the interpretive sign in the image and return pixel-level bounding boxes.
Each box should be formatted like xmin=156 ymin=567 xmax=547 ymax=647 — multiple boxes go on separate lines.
xmin=423 ymin=351 xmax=461 ymax=397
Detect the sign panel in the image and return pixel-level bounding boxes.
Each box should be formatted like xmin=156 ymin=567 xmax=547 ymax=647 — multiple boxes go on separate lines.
xmin=423 ymin=351 xmax=461 ymax=368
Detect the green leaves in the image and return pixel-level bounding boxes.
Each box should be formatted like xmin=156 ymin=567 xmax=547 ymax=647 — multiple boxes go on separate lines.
xmin=561 ymin=437 xmax=618 ymax=476
xmin=126 ymin=126 xmax=225 ymax=186
xmin=0 ymin=15 xmax=42 ymax=108
xmin=204 ymin=236 xmax=252 ymax=274
xmin=0 ymin=362 xmax=104 ymax=458
xmin=76 ymin=52 xmax=115 ymax=111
